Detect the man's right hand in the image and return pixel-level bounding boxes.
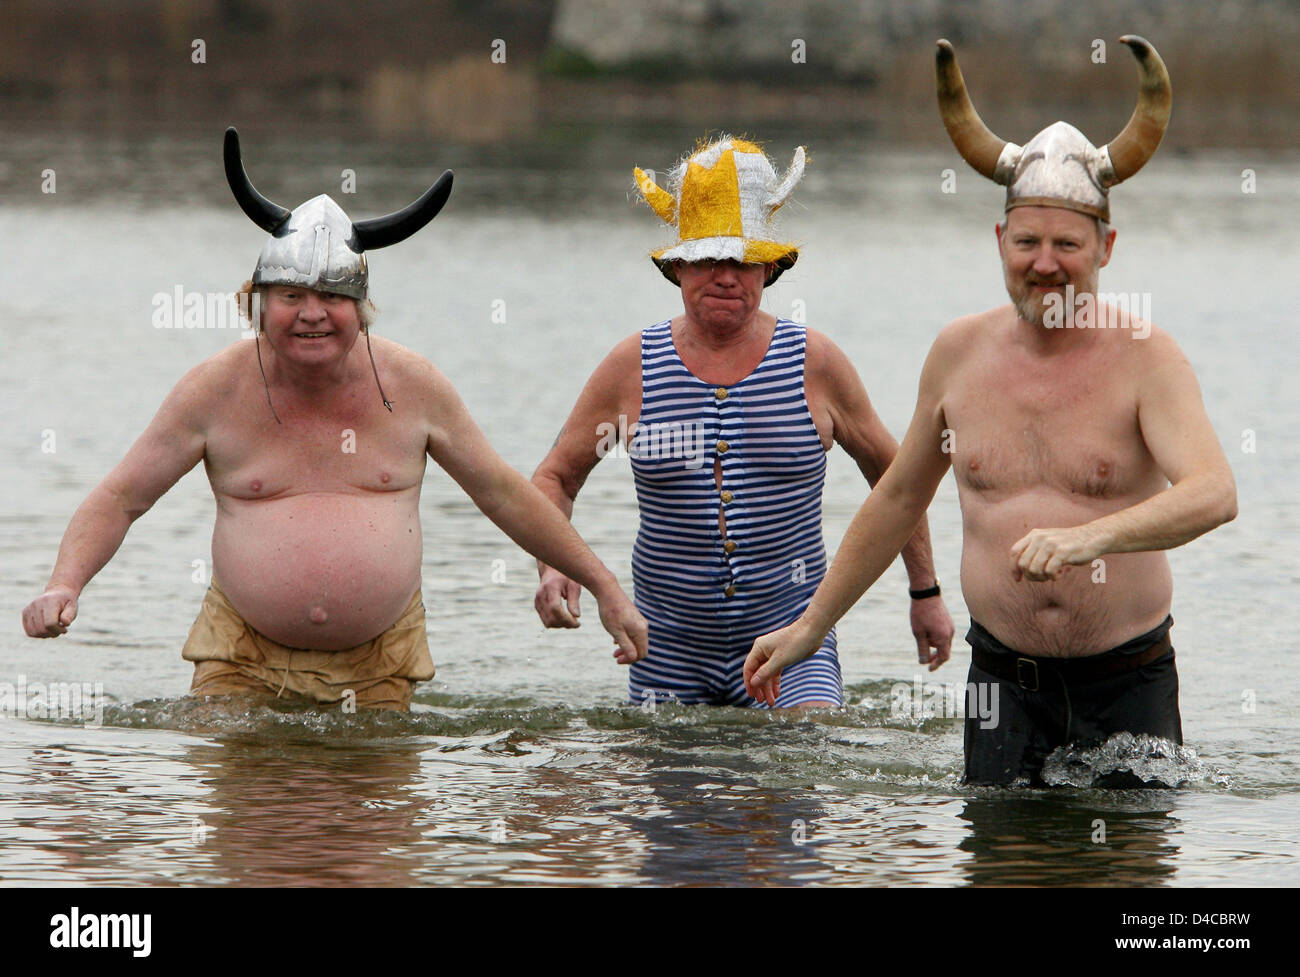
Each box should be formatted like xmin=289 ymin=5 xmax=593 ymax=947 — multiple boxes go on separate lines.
xmin=534 ymin=567 xmax=583 ymax=628
xmin=593 ymin=586 xmax=649 ymax=665
xmin=744 ymin=619 xmax=825 ymax=707
xmin=22 ymin=586 xmax=79 ymax=638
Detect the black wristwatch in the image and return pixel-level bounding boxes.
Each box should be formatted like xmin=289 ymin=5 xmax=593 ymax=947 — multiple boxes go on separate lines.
xmin=909 ymin=580 xmax=941 ymax=600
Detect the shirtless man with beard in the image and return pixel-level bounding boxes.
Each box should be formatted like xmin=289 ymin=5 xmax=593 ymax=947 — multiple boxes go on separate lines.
xmin=744 ymin=39 xmax=1236 ymax=784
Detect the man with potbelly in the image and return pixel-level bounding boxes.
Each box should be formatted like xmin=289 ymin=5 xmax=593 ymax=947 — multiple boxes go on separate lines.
xmin=21 ymin=129 xmax=648 ymax=711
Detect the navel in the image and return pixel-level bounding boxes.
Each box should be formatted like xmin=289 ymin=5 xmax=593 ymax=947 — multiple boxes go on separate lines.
xmin=309 ymin=606 xmax=329 ymax=625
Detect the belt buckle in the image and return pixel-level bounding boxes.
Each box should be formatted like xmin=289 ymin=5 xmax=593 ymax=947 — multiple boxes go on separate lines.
xmin=1015 ymin=657 xmax=1040 ymax=692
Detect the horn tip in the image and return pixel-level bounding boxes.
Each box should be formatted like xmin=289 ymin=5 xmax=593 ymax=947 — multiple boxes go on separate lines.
xmin=935 ymin=39 xmax=957 ymax=73
xmin=223 ymin=129 xmax=242 ymax=169
xmin=1118 ymin=35 xmax=1151 ymax=57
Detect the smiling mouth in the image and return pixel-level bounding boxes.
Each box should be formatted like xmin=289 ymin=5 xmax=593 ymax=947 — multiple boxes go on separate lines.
xmin=294 ymin=332 xmax=331 ymax=338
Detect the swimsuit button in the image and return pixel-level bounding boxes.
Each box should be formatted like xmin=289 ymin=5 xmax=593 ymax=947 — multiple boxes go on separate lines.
xmin=724 ymin=585 xmax=736 ymax=597
xmin=714 ymin=387 xmax=728 ymax=400
xmin=717 ymin=440 xmax=729 ymax=453
xmin=720 ymin=490 xmax=734 ymax=503
xmin=724 ymin=540 xmax=737 ymax=554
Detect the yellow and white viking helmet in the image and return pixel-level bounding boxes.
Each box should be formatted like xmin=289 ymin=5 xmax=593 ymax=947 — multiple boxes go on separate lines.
xmin=634 ymin=137 xmax=805 ymax=286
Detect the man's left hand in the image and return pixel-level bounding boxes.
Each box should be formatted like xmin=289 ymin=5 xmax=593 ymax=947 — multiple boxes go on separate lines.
xmin=910 ymin=596 xmax=954 ymax=671
xmin=1010 ymin=525 xmax=1106 ymax=582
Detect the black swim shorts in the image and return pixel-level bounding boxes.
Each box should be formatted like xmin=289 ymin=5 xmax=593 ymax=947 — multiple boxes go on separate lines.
xmin=962 ymin=616 xmax=1182 ymax=787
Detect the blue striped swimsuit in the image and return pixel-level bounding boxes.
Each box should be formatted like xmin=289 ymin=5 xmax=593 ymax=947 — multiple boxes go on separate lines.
xmin=628 ymin=318 xmax=843 ymax=708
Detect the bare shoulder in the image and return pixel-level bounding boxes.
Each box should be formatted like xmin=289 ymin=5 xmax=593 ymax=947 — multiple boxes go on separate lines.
xmin=183 ymin=339 xmax=247 ymax=388
xmin=803 ymin=326 xmax=852 ymax=372
xmin=926 ymin=308 xmax=997 ymax=377
xmin=158 ymin=340 xmax=253 ymax=426
xmin=590 ymin=330 xmax=643 ymax=381
xmin=1127 ymin=323 xmax=1192 ymax=371
xmin=802 ymin=326 xmax=865 ymax=397
xmin=369 ymin=334 xmax=439 ymax=375
xmin=571 ymin=330 xmax=643 ymax=411
xmin=934 ymin=308 xmax=994 ymax=354
xmin=364 ymin=334 xmax=460 ymax=403
xmin=1124 ymin=325 xmax=1209 ymax=417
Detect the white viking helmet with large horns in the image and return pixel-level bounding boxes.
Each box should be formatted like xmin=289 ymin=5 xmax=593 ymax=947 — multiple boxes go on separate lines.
xmin=935 ymin=36 xmax=1172 ymax=222
xmin=224 ymin=127 xmax=454 ymax=301
xmin=634 ymin=137 xmax=805 ymax=286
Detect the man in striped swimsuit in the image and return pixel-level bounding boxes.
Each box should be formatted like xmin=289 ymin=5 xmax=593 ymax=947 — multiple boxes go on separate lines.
xmin=532 ymin=138 xmax=954 ymax=708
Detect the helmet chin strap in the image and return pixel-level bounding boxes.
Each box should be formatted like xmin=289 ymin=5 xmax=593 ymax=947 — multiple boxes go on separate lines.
xmin=255 ymin=325 xmax=390 ymax=423
xmin=254 ymin=329 xmax=283 ymax=425
xmin=364 ymin=324 xmax=393 ymax=412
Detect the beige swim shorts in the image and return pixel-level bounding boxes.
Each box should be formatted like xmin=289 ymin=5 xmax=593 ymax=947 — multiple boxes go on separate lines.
xmin=181 ymin=578 xmax=435 ymax=712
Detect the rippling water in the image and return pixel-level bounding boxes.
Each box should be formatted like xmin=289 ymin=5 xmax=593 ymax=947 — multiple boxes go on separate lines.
xmin=1 ymin=130 xmax=1297 ymax=886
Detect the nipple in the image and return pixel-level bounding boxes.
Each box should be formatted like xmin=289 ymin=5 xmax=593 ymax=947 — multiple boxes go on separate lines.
xmin=309 ymin=606 xmax=329 ymax=625
xmin=380 ymin=472 xmax=391 ymax=484
xmin=250 ymin=479 xmax=263 ymax=492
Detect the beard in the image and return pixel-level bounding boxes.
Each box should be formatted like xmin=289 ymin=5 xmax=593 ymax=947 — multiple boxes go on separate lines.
xmin=1010 ymin=286 xmax=1050 ymax=326
xmin=1006 ymin=277 xmax=1062 ymax=327
xmin=1004 ymin=268 xmax=1099 ymax=328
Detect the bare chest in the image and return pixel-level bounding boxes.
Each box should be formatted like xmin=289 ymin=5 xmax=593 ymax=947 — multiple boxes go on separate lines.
xmin=944 ymin=345 xmax=1155 ymax=499
xmin=205 ymin=396 xmax=428 ymax=501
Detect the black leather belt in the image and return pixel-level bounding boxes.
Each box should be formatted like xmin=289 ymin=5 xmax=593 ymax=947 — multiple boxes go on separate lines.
xmin=971 ymin=632 xmax=1173 ymax=692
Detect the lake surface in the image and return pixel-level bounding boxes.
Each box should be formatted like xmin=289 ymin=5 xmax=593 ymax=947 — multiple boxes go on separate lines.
xmin=1 ymin=129 xmax=1297 ymax=886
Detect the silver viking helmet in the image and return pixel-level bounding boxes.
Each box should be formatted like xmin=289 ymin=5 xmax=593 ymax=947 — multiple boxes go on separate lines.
xmin=935 ymin=36 xmax=1172 ymax=222
xmin=223 ymin=127 xmax=454 ymax=300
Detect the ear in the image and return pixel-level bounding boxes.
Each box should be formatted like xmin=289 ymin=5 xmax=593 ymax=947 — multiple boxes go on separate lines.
xmin=1099 ymin=226 xmax=1117 ymax=268
xmin=634 ymin=168 xmax=676 ymax=224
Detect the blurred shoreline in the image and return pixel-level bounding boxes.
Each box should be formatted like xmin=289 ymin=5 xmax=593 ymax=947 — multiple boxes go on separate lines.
xmin=3 ymin=0 xmax=1298 ymax=149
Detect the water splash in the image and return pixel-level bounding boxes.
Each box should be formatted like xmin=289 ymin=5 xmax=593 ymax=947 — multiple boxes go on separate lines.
xmin=100 ymin=695 xmax=840 ymax=739
xmin=98 ymin=695 xmax=580 ymax=742
xmin=1040 ymin=732 xmax=1224 ymax=788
